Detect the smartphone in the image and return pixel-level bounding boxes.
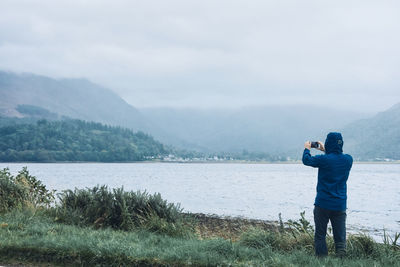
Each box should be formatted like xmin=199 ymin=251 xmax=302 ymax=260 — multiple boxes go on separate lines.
xmin=311 ymin=142 xmax=319 ymax=148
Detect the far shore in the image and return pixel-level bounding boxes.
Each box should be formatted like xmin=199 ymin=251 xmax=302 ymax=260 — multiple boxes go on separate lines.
xmin=1 ymin=160 xmax=399 ymax=164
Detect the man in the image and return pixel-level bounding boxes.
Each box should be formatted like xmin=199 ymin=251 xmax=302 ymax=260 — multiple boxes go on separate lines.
xmin=302 ymin=132 xmax=353 ymax=257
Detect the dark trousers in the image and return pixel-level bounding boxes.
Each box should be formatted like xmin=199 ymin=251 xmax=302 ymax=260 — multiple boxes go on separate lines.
xmin=313 ymin=205 xmax=346 ymax=257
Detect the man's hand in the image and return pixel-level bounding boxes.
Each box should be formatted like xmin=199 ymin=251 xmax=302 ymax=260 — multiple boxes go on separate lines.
xmin=304 ymin=141 xmax=311 ymax=150
xmin=317 ymin=141 xmax=325 ymax=152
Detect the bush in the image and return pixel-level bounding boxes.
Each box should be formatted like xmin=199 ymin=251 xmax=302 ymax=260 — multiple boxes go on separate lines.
xmin=54 ymin=185 xmax=190 ymax=236
xmin=239 ymin=227 xmax=316 ymax=253
xmin=347 ymin=234 xmax=377 ymax=258
xmin=0 ymin=167 xmax=55 ymax=212
xmin=240 ymin=212 xmax=333 ymax=253
xmin=141 ymin=211 xmax=194 ymax=237
xmin=239 ymin=228 xmax=277 ymax=249
xmin=347 ymin=233 xmax=400 ymax=261
xmin=241 ymin=212 xmax=400 ymax=262
xmin=0 ymin=168 xmax=26 ymax=212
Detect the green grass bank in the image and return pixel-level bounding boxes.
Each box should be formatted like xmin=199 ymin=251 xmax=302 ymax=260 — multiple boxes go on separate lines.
xmin=0 ymin=168 xmax=399 ymax=266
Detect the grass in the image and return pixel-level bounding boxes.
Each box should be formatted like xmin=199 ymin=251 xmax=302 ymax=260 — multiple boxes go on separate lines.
xmin=1 ymin=167 xmax=399 ymax=266
xmin=1 ymin=210 xmax=399 ymax=266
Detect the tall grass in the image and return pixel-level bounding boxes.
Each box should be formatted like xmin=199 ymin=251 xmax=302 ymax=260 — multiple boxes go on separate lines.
xmin=239 ymin=213 xmax=400 ymax=265
xmin=53 ymin=185 xmax=192 ymax=237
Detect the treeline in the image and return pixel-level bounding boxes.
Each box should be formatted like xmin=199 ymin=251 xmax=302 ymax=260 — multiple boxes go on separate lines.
xmin=218 ymin=150 xmax=288 ymax=161
xmin=0 ymin=119 xmax=169 ymax=162
xmin=172 ymin=149 xmax=288 ymax=162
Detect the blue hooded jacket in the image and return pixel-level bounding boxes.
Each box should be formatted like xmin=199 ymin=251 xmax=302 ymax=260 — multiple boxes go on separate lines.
xmin=302 ymin=132 xmax=353 ymax=211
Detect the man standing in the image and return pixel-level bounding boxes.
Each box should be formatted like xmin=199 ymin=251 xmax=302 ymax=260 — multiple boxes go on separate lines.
xmin=302 ymin=132 xmax=353 ymax=257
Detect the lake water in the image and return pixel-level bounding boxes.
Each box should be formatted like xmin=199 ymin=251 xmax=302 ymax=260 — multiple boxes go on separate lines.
xmin=1 ymin=163 xmax=399 ymax=241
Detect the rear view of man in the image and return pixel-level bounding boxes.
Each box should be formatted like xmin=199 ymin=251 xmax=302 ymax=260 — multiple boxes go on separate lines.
xmin=302 ymin=132 xmax=353 ymax=257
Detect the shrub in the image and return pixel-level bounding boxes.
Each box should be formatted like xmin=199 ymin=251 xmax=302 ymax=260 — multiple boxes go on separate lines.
xmin=347 ymin=233 xmax=400 ymax=260
xmin=15 ymin=167 xmax=55 ymax=208
xmin=0 ymin=168 xmax=26 ymax=212
xmin=240 ymin=212 xmax=322 ymax=253
xmin=141 ymin=211 xmax=194 ymax=237
xmin=0 ymin=167 xmax=55 ymax=212
xmin=239 ymin=228 xmax=277 ymax=249
xmin=383 ymin=230 xmax=400 ymax=252
xmin=286 ymin=211 xmax=314 ymax=237
xmin=239 ymin=227 xmax=315 ymax=253
xmin=54 ymin=185 xmax=189 ymax=236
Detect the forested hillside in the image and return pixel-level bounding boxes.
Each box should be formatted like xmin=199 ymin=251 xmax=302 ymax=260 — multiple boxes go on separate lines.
xmin=0 ymin=71 xmax=149 ymax=131
xmin=0 ymin=119 xmax=169 ymax=162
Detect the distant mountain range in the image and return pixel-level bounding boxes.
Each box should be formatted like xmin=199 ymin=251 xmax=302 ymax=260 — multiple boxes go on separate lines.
xmin=0 ymin=70 xmax=398 ymax=160
xmin=139 ymin=106 xmax=367 ymax=156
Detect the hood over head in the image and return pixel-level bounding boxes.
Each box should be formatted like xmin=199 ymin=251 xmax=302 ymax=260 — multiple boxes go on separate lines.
xmin=324 ymin=132 xmax=343 ymax=154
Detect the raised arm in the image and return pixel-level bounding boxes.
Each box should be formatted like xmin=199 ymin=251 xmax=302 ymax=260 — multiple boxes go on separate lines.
xmin=302 ymin=141 xmax=322 ymax=167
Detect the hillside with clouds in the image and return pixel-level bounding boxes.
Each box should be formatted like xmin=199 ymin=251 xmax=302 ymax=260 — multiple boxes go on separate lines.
xmin=0 ymin=71 xmax=148 ymax=132
xmin=140 ymin=106 xmax=367 ymax=156
xmin=342 ymin=103 xmax=400 ymax=160
xmin=1 ymin=71 xmax=398 ymax=160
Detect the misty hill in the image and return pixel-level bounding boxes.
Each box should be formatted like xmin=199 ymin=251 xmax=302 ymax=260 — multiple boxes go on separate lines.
xmin=3 ymin=70 xmax=396 ymax=161
xmin=16 ymin=104 xmax=61 ymax=120
xmin=342 ymin=103 xmax=400 ymax=160
xmin=140 ymin=106 xmax=367 ymax=157
xmin=0 ymin=71 xmax=148 ymax=131
xmin=0 ymin=119 xmax=169 ymax=162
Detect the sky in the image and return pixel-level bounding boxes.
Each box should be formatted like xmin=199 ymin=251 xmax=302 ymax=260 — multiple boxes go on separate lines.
xmin=0 ymin=0 xmax=399 ymax=112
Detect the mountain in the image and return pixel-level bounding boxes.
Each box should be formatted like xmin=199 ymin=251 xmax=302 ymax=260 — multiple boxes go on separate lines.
xmin=342 ymin=103 xmax=400 ymax=160
xmin=0 ymin=119 xmax=169 ymax=162
xmin=0 ymin=71 xmax=148 ymax=131
xmin=140 ymin=106 xmax=367 ymax=156
xmin=2 ymin=70 xmax=396 ymax=161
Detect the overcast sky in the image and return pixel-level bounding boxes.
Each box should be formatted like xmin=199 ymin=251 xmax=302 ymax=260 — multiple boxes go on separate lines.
xmin=1 ymin=0 xmax=399 ymax=112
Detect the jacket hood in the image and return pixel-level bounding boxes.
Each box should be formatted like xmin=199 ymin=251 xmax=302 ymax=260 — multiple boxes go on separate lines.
xmin=324 ymin=132 xmax=343 ymax=154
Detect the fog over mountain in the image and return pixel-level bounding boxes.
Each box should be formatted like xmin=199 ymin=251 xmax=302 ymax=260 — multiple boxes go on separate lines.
xmin=1 ymin=1 xmax=400 ymax=112
xmin=140 ymin=106 xmax=367 ymax=155
xmin=5 ymin=70 xmax=399 ymax=160
xmin=0 ymin=71 xmax=148 ymax=131
xmin=1 ymin=1 xmax=399 ymax=160
xmin=342 ymin=103 xmax=400 ymax=160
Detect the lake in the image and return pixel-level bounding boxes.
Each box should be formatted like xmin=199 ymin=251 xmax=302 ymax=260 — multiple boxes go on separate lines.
xmin=1 ymin=162 xmax=399 ymax=241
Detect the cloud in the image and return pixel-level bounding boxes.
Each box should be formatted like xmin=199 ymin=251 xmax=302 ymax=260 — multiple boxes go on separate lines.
xmin=0 ymin=0 xmax=399 ymax=111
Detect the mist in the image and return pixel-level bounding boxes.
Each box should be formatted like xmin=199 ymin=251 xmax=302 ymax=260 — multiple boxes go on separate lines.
xmin=0 ymin=0 xmax=399 ymax=112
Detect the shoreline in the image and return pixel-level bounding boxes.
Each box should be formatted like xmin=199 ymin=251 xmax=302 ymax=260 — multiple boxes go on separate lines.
xmin=1 ymin=160 xmax=399 ymax=164
xmin=185 ymin=213 xmax=393 ymax=243
xmin=183 ymin=212 xmax=280 ymax=241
